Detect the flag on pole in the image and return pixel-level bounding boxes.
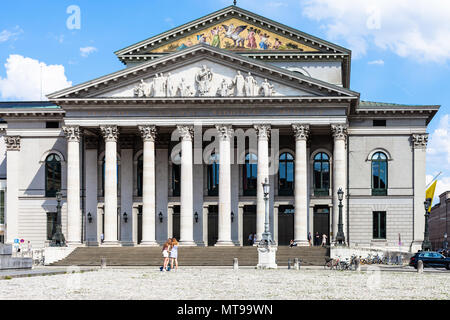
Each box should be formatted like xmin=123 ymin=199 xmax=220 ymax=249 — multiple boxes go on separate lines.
xmin=425 ymin=180 xmax=437 ymax=212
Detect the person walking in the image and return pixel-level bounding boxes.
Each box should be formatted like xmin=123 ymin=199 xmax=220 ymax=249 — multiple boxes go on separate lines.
xmin=248 ymin=233 xmax=253 ymax=246
xmin=321 ymin=234 xmax=328 ymax=247
xmin=161 ymin=239 xmax=171 ymax=272
xmin=314 ymin=232 xmax=320 ymax=246
xmin=170 ymin=238 xmax=179 ymax=271
xmin=308 ymin=232 xmax=312 ymax=246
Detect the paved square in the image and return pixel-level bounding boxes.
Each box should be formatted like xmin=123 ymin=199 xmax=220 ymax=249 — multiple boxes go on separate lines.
xmin=0 ymin=267 xmax=449 ymax=300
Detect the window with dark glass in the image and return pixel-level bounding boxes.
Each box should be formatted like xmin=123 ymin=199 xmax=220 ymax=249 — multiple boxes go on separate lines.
xmin=207 ymin=153 xmax=219 ymax=196
xmin=46 ymin=121 xmax=60 ymax=128
xmin=313 ymin=152 xmax=330 ymax=196
xmin=137 ymin=154 xmax=143 ymax=197
xmin=372 ymin=152 xmax=387 ymax=196
xmin=46 ymin=212 xmax=57 ymax=241
xmin=278 ymin=152 xmax=294 ymax=196
xmin=244 ymin=153 xmax=257 ymax=196
xmin=373 ymin=120 xmax=386 ymax=127
xmin=45 ymin=154 xmax=61 ymax=197
xmin=373 ymin=211 xmax=386 ymax=239
xmin=172 ymin=153 xmax=181 ymax=197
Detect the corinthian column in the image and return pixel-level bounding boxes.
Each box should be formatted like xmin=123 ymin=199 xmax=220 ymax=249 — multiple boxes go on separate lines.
xmin=4 ymin=136 xmax=21 ymax=244
xmin=177 ymin=125 xmax=196 ymax=246
xmin=292 ymin=124 xmax=310 ymax=246
xmin=331 ymin=124 xmax=347 ymax=243
xmin=100 ymin=125 xmax=119 ymax=246
xmin=254 ymin=124 xmax=271 ymax=243
xmin=63 ymin=126 xmax=82 ymax=245
xmin=411 ymin=133 xmax=428 ymax=251
xmin=215 ymin=125 xmax=234 ymax=246
xmin=139 ymin=125 xmax=158 ymax=246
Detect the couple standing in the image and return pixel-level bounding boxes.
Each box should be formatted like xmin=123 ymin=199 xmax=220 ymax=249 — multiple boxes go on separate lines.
xmin=161 ymin=238 xmax=179 ymax=272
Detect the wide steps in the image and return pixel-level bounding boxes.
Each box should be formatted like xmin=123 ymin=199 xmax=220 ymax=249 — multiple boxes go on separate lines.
xmin=51 ymin=246 xmax=328 ymax=267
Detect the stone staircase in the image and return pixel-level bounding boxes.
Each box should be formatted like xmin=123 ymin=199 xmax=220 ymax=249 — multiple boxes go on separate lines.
xmin=50 ymin=246 xmax=329 ymax=267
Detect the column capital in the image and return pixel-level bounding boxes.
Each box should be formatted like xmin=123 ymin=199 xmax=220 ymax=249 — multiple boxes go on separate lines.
xmin=331 ymin=124 xmax=348 ymax=141
xmin=4 ymin=136 xmax=21 ymax=151
xmin=411 ymin=133 xmax=429 ymax=149
xmin=292 ymin=124 xmax=310 ymax=141
xmin=138 ymin=125 xmax=157 ymax=142
xmin=254 ymin=124 xmax=271 ymax=140
xmin=215 ymin=124 xmax=234 ymax=141
xmin=177 ymin=125 xmax=194 ymax=141
xmin=63 ymin=126 xmax=81 ymax=142
xmin=100 ymin=125 xmax=119 ymax=142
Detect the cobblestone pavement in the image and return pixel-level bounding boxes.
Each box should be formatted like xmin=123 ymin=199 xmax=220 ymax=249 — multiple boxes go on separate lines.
xmin=0 ymin=267 xmax=448 ymax=300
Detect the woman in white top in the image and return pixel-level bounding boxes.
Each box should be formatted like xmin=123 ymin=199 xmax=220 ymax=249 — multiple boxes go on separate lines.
xmin=161 ymin=239 xmax=171 ymax=272
xmin=169 ymin=238 xmax=179 ymax=271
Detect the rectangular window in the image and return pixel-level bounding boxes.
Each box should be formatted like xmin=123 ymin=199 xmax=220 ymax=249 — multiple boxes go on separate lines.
xmin=46 ymin=121 xmax=60 ymax=128
xmin=373 ymin=211 xmax=386 ymax=239
xmin=0 ymin=190 xmax=4 ymax=225
xmin=47 ymin=212 xmax=57 ymax=241
xmin=373 ymin=120 xmax=386 ymax=127
xmin=0 ymin=235 xmax=4 ymax=244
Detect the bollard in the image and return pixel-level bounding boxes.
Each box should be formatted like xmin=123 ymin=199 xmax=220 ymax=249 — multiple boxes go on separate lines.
xmin=417 ymin=260 xmax=424 ymax=273
xmin=287 ymin=259 xmax=291 ymax=270
xmin=101 ymin=258 xmax=107 ymax=269
xmin=294 ymin=258 xmax=299 ymax=270
xmin=233 ymin=258 xmax=239 ymax=271
xmin=355 ymin=257 xmax=361 ymax=272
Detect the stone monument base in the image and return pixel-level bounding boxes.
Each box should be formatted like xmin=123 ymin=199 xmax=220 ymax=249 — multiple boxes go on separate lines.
xmin=256 ymin=245 xmax=278 ymax=269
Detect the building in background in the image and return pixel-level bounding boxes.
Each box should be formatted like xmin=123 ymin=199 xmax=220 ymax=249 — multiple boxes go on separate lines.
xmin=429 ymin=191 xmax=449 ymax=250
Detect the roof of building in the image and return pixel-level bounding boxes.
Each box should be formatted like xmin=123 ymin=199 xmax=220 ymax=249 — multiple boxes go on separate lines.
xmin=0 ymin=101 xmax=60 ymax=109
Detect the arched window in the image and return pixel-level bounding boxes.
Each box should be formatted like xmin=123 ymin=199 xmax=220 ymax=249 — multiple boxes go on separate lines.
xmin=244 ymin=153 xmax=257 ymax=196
xmin=137 ymin=154 xmax=143 ymax=197
xmin=207 ymin=153 xmax=220 ymax=196
xmin=45 ymin=154 xmax=61 ymax=197
xmin=101 ymin=156 xmax=120 ymax=197
xmin=314 ymin=152 xmax=330 ymax=196
xmin=172 ymin=153 xmax=181 ymax=197
xmin=279 ymin=152 xmax=294 ymax=196
xmin=372 ymin=152 xmax=387 ymax=196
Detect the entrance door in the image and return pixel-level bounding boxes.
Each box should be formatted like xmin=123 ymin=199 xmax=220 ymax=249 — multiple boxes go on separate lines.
xmin=314 ymin=206 xmax=330 ymax=245
xmin=243 ymin=205 xmax=257 ymax=246
xmin=137 ymin=206 xmax=142 ymax=244
xmin=208 ymin=205 xmax=218 ymax=246
xmin=278 ymin=205 xmax=294 ymax=245
xmin=172 ymin=205 xmax=180 ymax=241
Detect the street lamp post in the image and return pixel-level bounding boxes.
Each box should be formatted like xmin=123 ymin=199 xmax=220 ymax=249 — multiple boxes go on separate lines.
xmin=259 ymin=178 xmax=274 ymax=246
xmin=335 ymin=188 xmax=346 ymax=245
xmin=443 ymin=232 xmax=448 ymax=250
xmin=422 ymin=197 xmax=432 ymax=251
xmin=51 ymin=190 xmax=66 ymax=247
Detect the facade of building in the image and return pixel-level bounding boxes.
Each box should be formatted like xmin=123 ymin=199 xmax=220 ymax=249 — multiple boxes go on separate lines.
xmin=430 ymin=191 xmax=449 ymax=250
xmin=0 ymin=6 xmax=439 ymax=252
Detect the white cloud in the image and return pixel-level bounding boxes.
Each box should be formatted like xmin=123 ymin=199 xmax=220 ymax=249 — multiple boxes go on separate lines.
xmin=368 ymin=59 xmax=384 ymax=65
xmin=427 ymin=114 xmax=450 ymax=170
xmin=0 ymin=26 xmax=23 ymax=43
xmin=0 ymin=55 xmax=72 ymax=100
xmin=80 ymin=46 xmax=98 ymax=58
xmin=301 ymin=0 xmax=450 ymax=62
xmin=426 ymin=174 xmax=450 ymax=206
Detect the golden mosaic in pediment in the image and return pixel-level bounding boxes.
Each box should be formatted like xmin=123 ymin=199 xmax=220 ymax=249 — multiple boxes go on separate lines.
xmin=150 ymin=18 xmax=318 ymax=53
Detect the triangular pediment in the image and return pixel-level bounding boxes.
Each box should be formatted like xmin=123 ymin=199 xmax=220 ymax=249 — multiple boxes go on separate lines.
xmin=48 ymin=44 xmax=358 ymax=101
xmin=115 ymin=6 xmax=350 ymax=59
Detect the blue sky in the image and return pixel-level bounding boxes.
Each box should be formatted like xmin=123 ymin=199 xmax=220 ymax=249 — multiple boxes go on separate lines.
xmin=0 ymin=0 xmax=449 ymax=199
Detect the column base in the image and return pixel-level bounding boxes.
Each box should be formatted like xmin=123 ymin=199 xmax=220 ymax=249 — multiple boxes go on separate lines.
xmin=139 ymin=240 xmax=159 ymax=247
xmin=215 ymin=240 xmax=235 ymax=247
xmin=294 ymin=240 xmax=310 ymax=247
xmin=66 ymin=241 xmax=85 ymax=248
xmin=179 ymin=240 xmax=197 ymax=247
xmin=101 ymin=241 xmax=121 ymax=247
xmin=121 ymin=241 xmax=137 ymax=247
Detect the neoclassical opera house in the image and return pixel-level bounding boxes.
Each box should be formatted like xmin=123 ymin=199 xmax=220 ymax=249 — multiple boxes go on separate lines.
xmin=0 ymin=5 xmax=439 ymax=252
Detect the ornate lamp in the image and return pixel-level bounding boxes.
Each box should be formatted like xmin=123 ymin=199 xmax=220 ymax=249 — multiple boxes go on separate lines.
xmin=259 ymin=178 xmax=274 ymax=246
xmin=51 ymin=190 xmax=66 ymax=247
xmin=335 ymin=188 xmax=346 ymax=245
xmin=159 ymin=212 xmax=163 ymax=223
xmin=123 ymin=212 xmax=128 ymax=223
xmin=422 ymin=198 xmax=432 ymax=251
xmin=194 ymin=212 xmax=199 ymax=223
xmin=87 ymin=212 xmax=92 ymax=224
xmin=231 ymin=211 xmax=234 ymax=223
